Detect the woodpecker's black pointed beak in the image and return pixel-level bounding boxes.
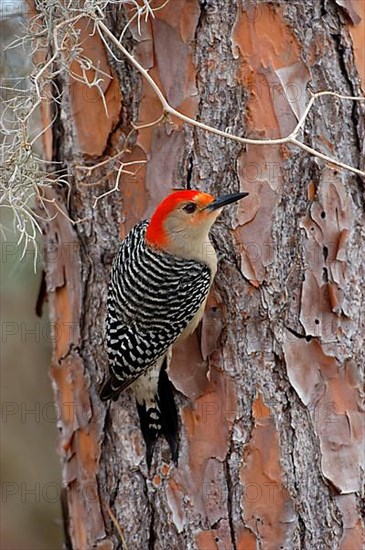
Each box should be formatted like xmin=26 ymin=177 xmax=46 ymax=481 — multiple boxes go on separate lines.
xmin=205 ymin=192 xmax=249 ymax=211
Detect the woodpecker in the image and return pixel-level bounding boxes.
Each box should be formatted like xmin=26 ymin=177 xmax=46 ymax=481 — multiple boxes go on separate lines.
xmin=101 ymin=189 xmax=248 ymax=468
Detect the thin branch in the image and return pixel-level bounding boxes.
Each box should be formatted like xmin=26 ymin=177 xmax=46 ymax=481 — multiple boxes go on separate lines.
xmin=291 ymin=90 xmax=365 ymax=137
xmin=92 ymin=159 xmax=147 ymax=207
xmin=2 ymin=0 xmax=364 ymax=270
xmin=96 ymin=18 xmax=365 ymax=178
xmin=105 ymin=503 xmax=128 ymax=550
xmin=131 ymin=112 xmax=165 ymax=130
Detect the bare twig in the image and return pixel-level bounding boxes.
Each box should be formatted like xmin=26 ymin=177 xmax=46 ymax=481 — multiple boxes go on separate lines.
xmin=1 ymin=0 xmax=364 ymax=271
xmin=92 ymin=159 xmax=147 ymax=208
xmin=96 ymin=17 xmax=365 ymax=178
xmin=105 ymin=503 xmax=128 ymax=550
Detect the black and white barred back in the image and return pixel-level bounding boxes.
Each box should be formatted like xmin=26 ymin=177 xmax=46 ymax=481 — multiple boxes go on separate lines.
xmin=102 ymin=220 xmax=212 ymax=398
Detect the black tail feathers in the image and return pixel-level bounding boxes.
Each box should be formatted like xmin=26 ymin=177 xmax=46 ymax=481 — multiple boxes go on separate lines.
xmin=136 ymin=359 xmax=179 ymax=469
xmin=157 ymin=361 xmax=179 ymax=465
xmin=100 ymin=359 xmax=179 ymax=469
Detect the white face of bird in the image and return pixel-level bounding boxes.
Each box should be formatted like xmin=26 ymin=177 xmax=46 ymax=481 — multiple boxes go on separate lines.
xmin=146 ymin=190 xmax=249 ymax=261
xmin=163 ymin=191 xmax=249 ymax=243
xmin=163 ymin=196 xmax=222 ymax=243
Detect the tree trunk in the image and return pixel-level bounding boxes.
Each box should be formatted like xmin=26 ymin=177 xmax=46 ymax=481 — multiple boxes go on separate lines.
xmin=39 ymin=1 xmax=364 ymax=548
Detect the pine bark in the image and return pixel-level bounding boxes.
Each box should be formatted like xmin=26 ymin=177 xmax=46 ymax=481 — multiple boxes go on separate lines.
xmin=41 ymin=1 xmax=364 ymax=549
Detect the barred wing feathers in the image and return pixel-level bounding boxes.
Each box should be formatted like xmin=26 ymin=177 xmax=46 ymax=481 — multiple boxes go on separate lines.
xmin=102 ymin=221 xmax=211 ymax=398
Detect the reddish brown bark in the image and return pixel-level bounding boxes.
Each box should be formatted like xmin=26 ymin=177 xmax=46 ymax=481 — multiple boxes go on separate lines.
xmin=40 ymin=1 xmax=364 ymax=548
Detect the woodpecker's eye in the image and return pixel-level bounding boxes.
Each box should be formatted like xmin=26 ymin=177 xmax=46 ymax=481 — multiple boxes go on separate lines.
xmin=182 ymin=202 xmax=197 ymax=214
